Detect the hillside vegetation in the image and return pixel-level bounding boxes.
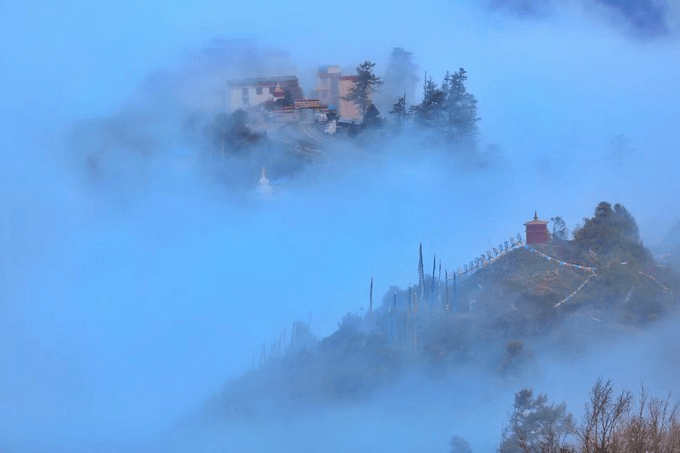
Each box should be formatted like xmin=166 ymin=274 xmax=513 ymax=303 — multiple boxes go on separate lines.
xmin=202 ymin=202 xmax=679 ymax=421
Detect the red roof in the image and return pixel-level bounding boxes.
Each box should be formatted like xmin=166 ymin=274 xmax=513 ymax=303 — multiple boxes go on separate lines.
xmin=524 ymin=211 xmax=549 ymax=226
xmin=525 ymin=219 xmax=549 ymax=225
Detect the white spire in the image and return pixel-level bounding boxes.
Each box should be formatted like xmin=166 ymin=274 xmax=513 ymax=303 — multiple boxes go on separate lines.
xmin=257 ymin=167 xmax=273 ymax=199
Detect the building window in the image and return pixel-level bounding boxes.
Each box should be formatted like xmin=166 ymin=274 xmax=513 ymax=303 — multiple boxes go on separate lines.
xmin=256 ymin=87 xmax=263 ymax=95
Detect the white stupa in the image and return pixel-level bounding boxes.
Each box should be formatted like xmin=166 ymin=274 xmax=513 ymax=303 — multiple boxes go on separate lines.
xmin=256 ymin=167 xmax=274 ymax=199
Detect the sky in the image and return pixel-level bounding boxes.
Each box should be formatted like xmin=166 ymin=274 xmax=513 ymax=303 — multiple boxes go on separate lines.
xmin=1 ymin=0 xmax=680 ymax=451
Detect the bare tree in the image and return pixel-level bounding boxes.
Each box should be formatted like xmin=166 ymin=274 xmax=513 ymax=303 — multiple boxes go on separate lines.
xmin=619 ymin=384 xmax=680 ymax=453
xmin=575 ymin=378 xmax=632 ymax=453
xmin=620 ymin=384 xmax=648 ymax=453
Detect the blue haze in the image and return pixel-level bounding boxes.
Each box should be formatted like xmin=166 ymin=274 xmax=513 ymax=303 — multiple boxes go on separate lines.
xmin=1 ymin=0 xmax=680 ymax=451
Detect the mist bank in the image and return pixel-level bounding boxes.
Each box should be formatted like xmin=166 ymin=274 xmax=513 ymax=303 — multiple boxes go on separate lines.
xmin=164 ymin=311 xmax=680 ymax=453
xmin=187 ymin=202 xmax=680 ymax=452
xmin=6 ymin=84 xmax=680 ymax=453
xmin=2 ymin=0 xmax=680 ymax=447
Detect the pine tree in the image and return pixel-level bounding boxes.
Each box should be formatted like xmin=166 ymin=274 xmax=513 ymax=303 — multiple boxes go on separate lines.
xmin=362 ymin=103 xmax=382 ymax=129
xmin=390 ymin=95 xmax=406 ymax=116
xmin=443 ymin=68 xmax=479 ymax=144
xmin=389 ymin=95 xmax=407 ymax=127
xmin=413 ymin=75 xmax=446 ymax=129
xmin=344 ymin=61 xmax=383 ymax=118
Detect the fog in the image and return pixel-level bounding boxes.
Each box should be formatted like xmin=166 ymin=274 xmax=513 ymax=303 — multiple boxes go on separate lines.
xmin=2 ymin=0 xmax=680 ymax=451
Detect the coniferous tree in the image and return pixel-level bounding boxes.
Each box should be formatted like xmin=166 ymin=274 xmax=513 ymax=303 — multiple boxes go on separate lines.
xmin=412 ymin=69 xmax=479 ymax=145
xmin=443 ymin=68 xmax=480 ymax=144
xmin=362 ymin=103 xmax=382 ymax=129
xmin=413 ymin=76 xmax=446 ymax=129
xmin=573 ymin=201 xmax=647 ymax=260
xmin=499 ymin=388 xmax=574 ymax=453
xmin=389 ymin=95 xmax=408 ymax=127
xmin=344 ymin=61 xmax=383 ymax=118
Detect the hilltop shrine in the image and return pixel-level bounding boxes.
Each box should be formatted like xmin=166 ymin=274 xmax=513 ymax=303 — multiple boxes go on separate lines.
xmin=524 ymin=211 xmax=549 ymax=244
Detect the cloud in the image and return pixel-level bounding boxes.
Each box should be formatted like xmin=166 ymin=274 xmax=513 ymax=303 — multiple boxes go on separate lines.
xmin=2 ymin=1 xmax=680 ymax=451
xmin=594 ymin=0 xmax=671 ymax=37
xmin=483 ymin=0 xmax=677 ymax=38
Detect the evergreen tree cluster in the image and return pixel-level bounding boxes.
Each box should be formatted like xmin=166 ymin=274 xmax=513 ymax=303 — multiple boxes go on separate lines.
xmin=573 ymin=201 xmax=651 ymax=265
xmin=397 ymin=68 xmax=480 ymax=145
xmin=343 ymin=52 xmax=480 ymax=143
xmin=499 ymin=388 xmax=573 ymax=453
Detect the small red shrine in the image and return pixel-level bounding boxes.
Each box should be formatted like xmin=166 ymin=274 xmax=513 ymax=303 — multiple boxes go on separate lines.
xmin=524 ymin=211 xmax=550 ymax=244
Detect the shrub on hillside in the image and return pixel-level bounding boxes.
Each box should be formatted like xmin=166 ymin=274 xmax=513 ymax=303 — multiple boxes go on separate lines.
xmin=573 ymin=202 xmax=651 ymax=266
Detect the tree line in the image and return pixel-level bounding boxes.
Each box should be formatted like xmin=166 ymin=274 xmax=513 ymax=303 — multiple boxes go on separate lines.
xmin=344 ymin=49 xmax=480 ymax=146
xmin=198 ymin=48 xmax=481 ymax=155
xmin=481 ymin=377 xmax=680 ymax=453
xmin=390 ymin=68 xmax=479 ymax=145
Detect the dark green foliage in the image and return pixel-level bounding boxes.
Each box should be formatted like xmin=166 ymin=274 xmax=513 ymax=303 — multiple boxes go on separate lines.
xmin=551 ymin=216 xmax=568 ymax=240
xmin=343 ymin=61 xmax=383 ymax=117
xmin=413 ymin=76 xmax=447 ymax=129
xmin=442 ymin=69 xmax=480 ymax=144
xmin=573 ymin=202 xmax=648 ymax=261
xmin=412 ymin=69 xmax=480 ymax=145
xmin=204 ymin=109 xmax=264 ymax=151
xmin=571 ymin=202 xmax=666 ymax=322
xmin=390 ymin=95 xmax=406 ymax=115
xmin=362 ymin=103 xmax=383 ymax=129
xmin=389 ymin=95 xmax=408 ymax=127
xmin=499 ymin=389 xmax=574 ymax=453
